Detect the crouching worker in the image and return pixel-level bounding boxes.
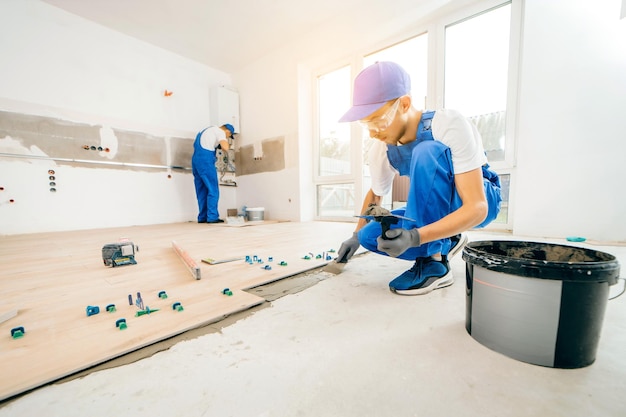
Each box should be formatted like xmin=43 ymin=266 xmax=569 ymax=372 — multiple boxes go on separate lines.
xmin=336 ymin=61 xmax=501 ymax=295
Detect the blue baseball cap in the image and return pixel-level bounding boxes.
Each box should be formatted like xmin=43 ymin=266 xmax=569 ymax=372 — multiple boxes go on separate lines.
xmin=339 ymin=61 xmax=411 ymax=122
xmin=223 ymin=124 xmax=235 ymax=138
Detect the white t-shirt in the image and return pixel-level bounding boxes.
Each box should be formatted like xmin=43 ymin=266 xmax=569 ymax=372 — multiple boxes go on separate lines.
xmin=199 ymin=126 xmax=227 ymax=151
xmin=369 ymin=109 xmax=487 ymax=196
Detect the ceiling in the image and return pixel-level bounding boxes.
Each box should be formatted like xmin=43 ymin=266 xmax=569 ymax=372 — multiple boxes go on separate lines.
xmin=41 ymin=0 xmax=401 ymax=74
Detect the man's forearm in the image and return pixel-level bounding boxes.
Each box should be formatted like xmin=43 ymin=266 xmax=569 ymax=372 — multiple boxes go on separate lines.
xmin=356 ymin=189 xmax=381 ymax=231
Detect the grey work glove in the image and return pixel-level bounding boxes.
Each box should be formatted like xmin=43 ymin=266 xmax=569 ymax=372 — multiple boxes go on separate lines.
xmin=337 ymin=232 xmax=360 ymax=263
xmin=377 ymin=228 xmax=421 ymax=258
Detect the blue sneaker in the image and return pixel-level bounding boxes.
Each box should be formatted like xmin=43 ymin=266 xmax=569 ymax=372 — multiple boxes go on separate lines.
xmin=389 ymin=257 xmax=453 ymax=295
xmin=448 ymin=233 xmax=468 ymax=258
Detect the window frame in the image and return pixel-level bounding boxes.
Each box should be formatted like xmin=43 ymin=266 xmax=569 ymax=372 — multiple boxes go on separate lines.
xmin=435 ymin=0 xmax=522 ymax=174
xmin=312 ymin=59 xmax=364 ymax=222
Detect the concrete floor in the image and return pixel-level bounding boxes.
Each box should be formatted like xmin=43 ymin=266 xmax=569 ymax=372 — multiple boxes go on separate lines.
xmin=1 ymin=231 xmax=625 ymax=417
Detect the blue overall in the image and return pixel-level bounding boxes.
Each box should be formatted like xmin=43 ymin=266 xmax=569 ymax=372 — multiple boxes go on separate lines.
xmin=358 ymin=111 xmax=502 ymax=260
xmin=192 ymin=128 xmax=220 ymax=222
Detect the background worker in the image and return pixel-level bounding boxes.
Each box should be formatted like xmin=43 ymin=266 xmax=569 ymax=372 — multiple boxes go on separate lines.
xmin=336 ymin=61 xmax=501 ymax=295
xmin=192 ymin=124 xmax=235 ymax=224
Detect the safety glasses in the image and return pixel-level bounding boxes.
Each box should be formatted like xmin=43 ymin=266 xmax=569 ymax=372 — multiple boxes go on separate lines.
xmin=359 ymin=99 xmax=400 ymax=132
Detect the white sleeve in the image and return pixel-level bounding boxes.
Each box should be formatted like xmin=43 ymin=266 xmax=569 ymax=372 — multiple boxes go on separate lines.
xmin=368 ymin=140 xmax=398 ymax=196
xmin=200 ymin=126 xmax=226 ymax=150
xmin=431 ymin=109 xmax=487 ymax=174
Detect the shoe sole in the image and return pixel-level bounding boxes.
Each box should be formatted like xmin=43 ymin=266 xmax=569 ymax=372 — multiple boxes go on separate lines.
xmin=448 ymin=234 xmax=468 ymax=259
xmin=390 ymin=273 xmax=454 ymax=296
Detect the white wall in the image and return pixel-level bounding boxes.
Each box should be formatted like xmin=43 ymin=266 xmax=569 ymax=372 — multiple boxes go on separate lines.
xmin=0 ymin=0 xmax=235 ymax=234
xmin=233 ymin=51 xmax=303 ymax=221
xmin=513 ymin=0 xmax=626 ymax=241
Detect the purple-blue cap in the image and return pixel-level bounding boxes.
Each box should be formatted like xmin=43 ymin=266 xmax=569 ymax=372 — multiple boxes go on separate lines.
xmin=223 ymin=123 xmax=235 ymax=138
xmin=338 ymin=61 xmax=411 ymax=122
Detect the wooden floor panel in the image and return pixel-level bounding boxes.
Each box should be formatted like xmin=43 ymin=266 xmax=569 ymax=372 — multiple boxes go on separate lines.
xmin=0 ymin=220 xmax=355 ymax=401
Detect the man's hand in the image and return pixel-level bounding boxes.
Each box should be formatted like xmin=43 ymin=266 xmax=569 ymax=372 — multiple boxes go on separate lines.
xmin=377 ymin=228 xmax=421 ymax=257
xmin=337 ymin=232 xmax=360 ymax=263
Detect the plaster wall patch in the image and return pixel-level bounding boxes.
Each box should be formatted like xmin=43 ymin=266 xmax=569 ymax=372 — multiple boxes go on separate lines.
xmin=99 ymin=126 xmax=118 ymax=159
xmin=0 ymin=136 xmax=49 ymax=161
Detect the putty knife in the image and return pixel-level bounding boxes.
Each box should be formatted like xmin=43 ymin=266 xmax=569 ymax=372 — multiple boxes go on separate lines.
xmin=322 ymin=253 xmax=348 ymax=274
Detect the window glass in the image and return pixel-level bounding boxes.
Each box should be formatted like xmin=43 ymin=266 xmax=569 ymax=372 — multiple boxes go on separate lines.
xmin=364 ymin=34 xmax=429 ymax=108
xmin=444 ymin=3 xmax=511 ymax=161
xmin=444 ymin=3 xmax=512 ymax=226
xmin=317 ymin=66 xmax=351 ymax=176
xmin=317 ymin=184 xmax=356 ymax=217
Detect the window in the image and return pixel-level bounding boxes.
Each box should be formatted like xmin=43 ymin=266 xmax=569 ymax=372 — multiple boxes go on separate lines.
xmin=313 ymin=1 xmax=518 ymax=229
xmin=317 ymin=66 xmax=351 ymax=177
xmin=443 ymin=3 xmax=513 ymax=225
xmin=315 ymin=66 xmax=356 ymax=218
xmin=317 ymin=183 xmax=355 ymax=217
xmin=444 ymin=3 xmax=512 ymax=162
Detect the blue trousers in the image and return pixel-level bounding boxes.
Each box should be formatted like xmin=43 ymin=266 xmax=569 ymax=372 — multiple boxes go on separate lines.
xmin=358 ymin=140 xmax=501 ymax=260
xmin=192 ymin=152 xmax=220 ymax=222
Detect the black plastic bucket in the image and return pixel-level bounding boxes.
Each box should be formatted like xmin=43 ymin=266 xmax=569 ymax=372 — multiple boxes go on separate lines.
xmin=462 ymin=240 xmax=622 ymax=368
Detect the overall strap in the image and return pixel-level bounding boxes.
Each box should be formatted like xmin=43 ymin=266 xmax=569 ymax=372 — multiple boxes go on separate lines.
xmin=417 ymin=110 xmax=435 ymax=142
xmin=387 ymin=110 xmax=436 ymax=176
xmin=195 ymin=127 xmax=209 ymax=142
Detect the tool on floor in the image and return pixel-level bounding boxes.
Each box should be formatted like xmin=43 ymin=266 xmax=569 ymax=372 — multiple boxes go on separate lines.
xmin=135 ymin=292 xmax=144 ymax=310
xmin=324 ymin=206 xmax=415 ymax=275
xmin=322 ymin=254 xmax=349 ymax=274
xmin=565 ymin=236 xmax=626 ymax=246
xmin=356 ymin=205 xmax=415 ymax=240
xmin=172 ymin=241 xmax=201 ymax=280
xmin=245 ymin=255 xmax=265 ymax=264
xmin=102 ymin=241 xmax=138 ymax=267
xmin=86 ymin=306 xmax=100 ymax=316
xmin=321 ymin=247 xmax=345 ymax=274
xmin=202 ymin=256 xmax=243 ymax=265
xmin=10 ymin=326 xmax=25 ymax=339
xmin=136 ymin=307 xmax=159 ymax=317
xmin=115 ymin=318 xmax=128 ymax=330
xmin=172 ymin=302 xmax=184 ymax=311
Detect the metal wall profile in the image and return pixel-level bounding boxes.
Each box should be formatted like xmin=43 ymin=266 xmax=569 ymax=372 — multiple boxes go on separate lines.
xmin=0 ymin=152 xmax=191 ymax=170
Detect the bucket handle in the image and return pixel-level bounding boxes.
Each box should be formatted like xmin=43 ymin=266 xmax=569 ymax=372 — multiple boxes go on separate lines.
xmin=609 ymin=278 xmax=626 ymax=300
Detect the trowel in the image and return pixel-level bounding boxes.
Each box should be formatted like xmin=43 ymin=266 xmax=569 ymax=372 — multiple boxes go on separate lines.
xmin=322 ymin=252 xmax=349 ymax=274
xmin=356 ymin=205 xmax=415 ymax=240
xmin=322 ymin=205 xmax=414 ymax=274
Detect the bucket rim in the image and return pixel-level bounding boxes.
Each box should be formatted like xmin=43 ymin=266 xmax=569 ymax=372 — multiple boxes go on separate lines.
xmin=462 ymin=240 xmax=620 ymax=284
xmin=464 ymin=240 xmax=618 ymax=264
